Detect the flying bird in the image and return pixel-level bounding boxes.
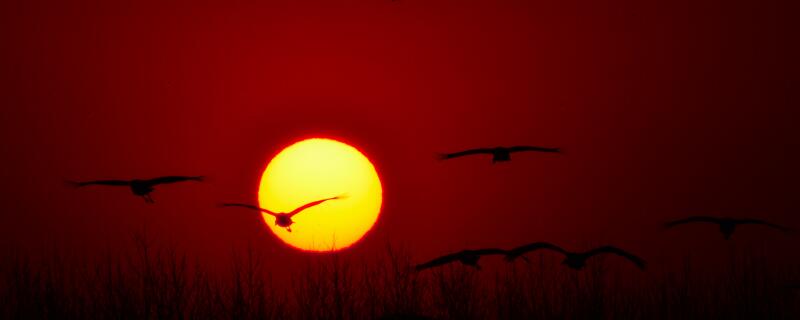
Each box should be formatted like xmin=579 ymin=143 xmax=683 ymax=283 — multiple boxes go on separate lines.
xmin=439 ymin=146 xmax=560 ymax=163
xmin=414 ymin=248 xmax=507 ymax=271
xmin=504 ymin=242 xmax=646 ymax=270
xmin=68 ymin=176 xmax=204 ymax=203
xmin=221 ymin=196 xmax=344 ymax=232
xmin=663 ymin=216 xmax=792 ymax=239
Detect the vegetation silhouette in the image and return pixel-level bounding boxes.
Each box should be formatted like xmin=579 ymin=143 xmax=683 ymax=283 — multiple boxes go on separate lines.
xmin=439 ymin=146 xmax=560 ymax=163
xmin=221 ymin=195 xmax=345 ymax=232
xmin=664 ymin=216 xmax=792 ymax=239
xmin=2 ymin=239 xmax=798 ymax=319
xmin=67 ymin=176 xmax=204 ymax=203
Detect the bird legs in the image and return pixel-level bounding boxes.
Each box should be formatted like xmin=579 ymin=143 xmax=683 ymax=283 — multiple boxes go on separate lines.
xmin=142 ymin=194 xmax=155 ymax=204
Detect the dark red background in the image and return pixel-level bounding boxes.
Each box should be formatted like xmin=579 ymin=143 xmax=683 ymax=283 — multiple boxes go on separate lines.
xmin=1 ymin=0 xmax=798 ymax=274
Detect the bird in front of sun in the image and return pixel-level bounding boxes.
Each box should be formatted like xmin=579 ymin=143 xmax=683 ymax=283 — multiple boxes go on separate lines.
xmin=504 ymin=242 xmax=646 ymax=270
xmin=439 ymin=145 xmax=560 ymax=163
xmin=414 ymin=248 xmax=507 ymax=271
xmin=68 ymin=176 xmax=204 ymax=203
xmin=664 ymin=216 xmax=793 ymax=240
xmin=222 ymin=195 xmax=345 ymax=232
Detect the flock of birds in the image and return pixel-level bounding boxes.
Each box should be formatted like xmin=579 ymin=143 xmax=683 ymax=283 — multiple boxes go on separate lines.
xmin=66 ymin=145 xmax=794 ymax=273
xmin=413 ymin=146 xmax=794 ymax=273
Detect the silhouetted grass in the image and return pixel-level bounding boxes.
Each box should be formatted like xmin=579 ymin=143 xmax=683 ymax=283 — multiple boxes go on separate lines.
xmin=2 ymin=237 xmax=799 ymax=319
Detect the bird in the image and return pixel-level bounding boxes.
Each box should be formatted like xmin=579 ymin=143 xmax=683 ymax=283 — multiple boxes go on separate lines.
xmin=221 ymin=195 xmax=344 ymax=232
xmin=414 ymin=248 xmax=507 ymax=271
xmin=67 ymin=176 xmax=204 ymax=203
xmin=504 ymin=242 xmax=646 ymax=270
xmin=663 ymin=216 xmax=792 ymax=239
xmin=439 ymin=146 xmax=560 ymax=163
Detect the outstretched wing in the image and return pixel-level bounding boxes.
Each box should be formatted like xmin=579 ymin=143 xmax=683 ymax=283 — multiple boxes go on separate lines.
xmin=287 ymin=196 xmax=343 ymax=217
xmin=735 ymin=219 xmax=794 ymax=233
xmin=506 ymin=242 xmax=566 ymax=261
xmin=508 ymin=146 xmax=560 ymax=153
xmin=67 ymin=179 xmax=131 ymax=187
xmin=664 ymin=216 xmax=723 ymax=228
xmin=439 ymin=148 xmax=495 ymax=160
xmin=220 ymin=203 xmax=278 ymax=216
xmin=145 ymin=176 xmax=204 ymax=186
xmin=414 ymin=253 xmax=461 ymax=271
xmin=585 ymin=246 xmax=646 ymax=270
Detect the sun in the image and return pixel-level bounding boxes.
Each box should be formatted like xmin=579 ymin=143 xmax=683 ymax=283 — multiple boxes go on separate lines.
xmin=258 ymin=138 xmax=383 ymax=252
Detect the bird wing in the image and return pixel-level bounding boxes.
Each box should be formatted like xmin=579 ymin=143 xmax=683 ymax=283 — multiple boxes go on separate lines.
xmin=664 ymin=216 xmax=722 ymax=228
xmin=439 ymin=148 xmax=495 ymax=160
xmin=145 ymin=176 xmax=204 ymax=186
xmin=735 ymin=219 xmax=794 ymax=233
xmin=67 ymin=179 xmax=131 ymax=187
xmin=414 ymin=253 xmax=461 ymax=271
xmin=585 ymin=246 xmax=646 ymax=270
xmin=506 ymin=242 xmax=567 ymax=260
xmin=508 ymin=146 xmax=560 ymax=153
xmin=287 ymin=196 xmax=342 ymax=217
xmin=220 ymin=203 xmax=278 ymax=216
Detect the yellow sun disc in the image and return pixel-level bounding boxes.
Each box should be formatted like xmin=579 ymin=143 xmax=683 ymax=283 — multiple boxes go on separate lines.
xmin=258 ymin=138 xmax=383 ymax=252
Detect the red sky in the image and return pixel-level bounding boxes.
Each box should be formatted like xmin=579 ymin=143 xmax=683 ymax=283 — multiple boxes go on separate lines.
xmin=1 ymin=0 xmax=798 ymax=273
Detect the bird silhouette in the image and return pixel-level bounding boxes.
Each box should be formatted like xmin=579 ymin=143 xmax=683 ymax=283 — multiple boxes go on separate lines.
xmin=414 ymin=248 xmax=507 ymax=271
xmin=504 ymin=242 xmax=646 ymax=270
xmin=68 ymin=176 xmax=204 ymax=203
xmin=439 ymin=146 xmax=560 ymax=163
xmin=221 ymin=196 xmax=344 ymax=232
xmin=664 ymin=216 xmax=792 ymax=239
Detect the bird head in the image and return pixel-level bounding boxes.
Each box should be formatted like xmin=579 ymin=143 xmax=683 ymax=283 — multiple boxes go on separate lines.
xmin=719 ymin=224 xmax=735 ymax=240
xmin=562 ymin=257 xmax=585 ymax=270
xmin=275 ymin=215 xmax=293 ymax=227
xmin=504 ymin=253 xmax=520 ymax=262
xmin=460 ymin=255 xmax=481 ymax=268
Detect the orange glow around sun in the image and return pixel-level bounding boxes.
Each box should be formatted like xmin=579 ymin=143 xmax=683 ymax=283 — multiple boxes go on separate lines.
xmin=258 ymin=138 xmax=383 ymax=252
